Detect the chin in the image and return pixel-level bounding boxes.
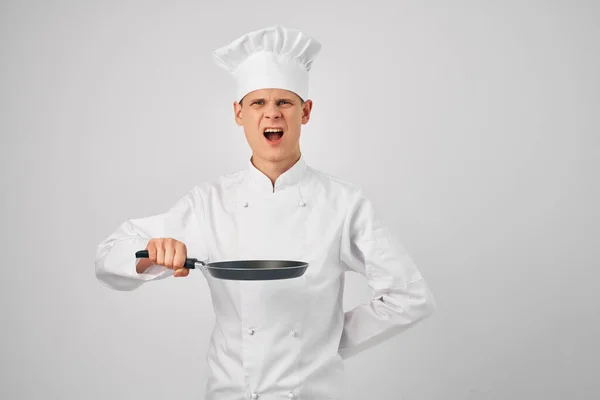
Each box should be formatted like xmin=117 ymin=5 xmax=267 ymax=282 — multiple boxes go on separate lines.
xmin=254 ymin=149 xmax=287 ymax=161
xmin=260 ymin=152 xmax=285 ymax=161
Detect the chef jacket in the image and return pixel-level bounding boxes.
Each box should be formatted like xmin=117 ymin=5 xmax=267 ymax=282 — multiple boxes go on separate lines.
xmin=95 ymin=153 xmax=436 ymax=400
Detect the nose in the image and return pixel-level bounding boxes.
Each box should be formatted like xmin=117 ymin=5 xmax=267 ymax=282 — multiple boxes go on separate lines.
xmin=264 ymin=101 xmax=282 ymax=120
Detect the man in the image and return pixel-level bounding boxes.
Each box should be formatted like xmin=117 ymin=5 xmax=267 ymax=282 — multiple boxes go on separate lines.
xmin=95 ymin=25 xmax=436 ymax=400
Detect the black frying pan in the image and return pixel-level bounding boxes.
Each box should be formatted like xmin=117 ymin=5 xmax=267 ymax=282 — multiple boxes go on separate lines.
xmin=135 ymin=250 xmax=308 ymax=281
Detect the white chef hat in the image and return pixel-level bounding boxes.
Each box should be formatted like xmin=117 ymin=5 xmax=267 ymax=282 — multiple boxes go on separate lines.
xmin=213 ymin=25 xmax=322 ymax=102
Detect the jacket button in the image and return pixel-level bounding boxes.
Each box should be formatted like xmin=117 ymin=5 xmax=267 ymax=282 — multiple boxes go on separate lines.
xmin=298 ymin=201 xmax=306 ymax=207
xmin=251 ymin=393 xmax=259 ymax=399
xmin=288 ymin=392 xmax=296 ymax=398
xmin=290 ymin=329 xmax=297 ymax=337
xmin=243 ymin=202 xmax=249 ymax=207
xmin=247 ymin=328 xmax=255 ymax=335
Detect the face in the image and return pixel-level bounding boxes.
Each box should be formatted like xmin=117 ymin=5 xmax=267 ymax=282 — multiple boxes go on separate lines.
xmin=234 ymin=88 xmax=313 ymax=165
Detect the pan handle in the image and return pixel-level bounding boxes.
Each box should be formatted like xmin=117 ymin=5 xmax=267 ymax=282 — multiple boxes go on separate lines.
xmin=135 ymin=250 xmax=206 ymax=270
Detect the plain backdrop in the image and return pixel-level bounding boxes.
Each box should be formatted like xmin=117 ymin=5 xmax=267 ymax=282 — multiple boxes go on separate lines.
xmin=1 ymin=1 xmax=598 ymax=399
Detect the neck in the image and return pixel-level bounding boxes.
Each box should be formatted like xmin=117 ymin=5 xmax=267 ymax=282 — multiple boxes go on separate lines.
xmin=251 ymin=151 xmax=301 ymax=188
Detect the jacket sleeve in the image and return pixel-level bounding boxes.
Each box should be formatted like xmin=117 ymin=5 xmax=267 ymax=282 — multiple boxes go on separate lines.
xmin=94 ymin=186 xmax=208 ymax=291
xmin=338 ymin=188 xmax=436 ymax=359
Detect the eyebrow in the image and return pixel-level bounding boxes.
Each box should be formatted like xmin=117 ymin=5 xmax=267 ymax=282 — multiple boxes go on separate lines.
xmin=249 ymin=98 xmax=295 ymax=103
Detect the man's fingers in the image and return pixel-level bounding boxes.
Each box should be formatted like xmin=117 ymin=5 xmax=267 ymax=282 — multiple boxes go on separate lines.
xmin=173 ymin=245 xmax=187 ymax=270
xmin=155 ymin=240 xmax=165 ymax=266
xmin=146 ymin=238 xmax=189 ymax=272
xmin=148 ymin=243 xmax=157 ymax=263
xmin=164 ymin=244 xmax=175 ymax=269
xmin=174 ymin=268 xmax=189 ymax=278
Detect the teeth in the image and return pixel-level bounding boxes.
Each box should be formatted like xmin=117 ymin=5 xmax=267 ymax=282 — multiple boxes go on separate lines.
xmin=264 ymin=128 xmax=283 ymax=133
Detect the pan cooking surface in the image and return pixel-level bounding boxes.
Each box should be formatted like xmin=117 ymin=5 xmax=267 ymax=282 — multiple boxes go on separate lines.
xmin=207 ymin=260 xmax=308 ymax=280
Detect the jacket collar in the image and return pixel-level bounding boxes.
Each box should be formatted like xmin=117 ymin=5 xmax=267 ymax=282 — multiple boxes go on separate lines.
xmin=247 ymin=153 xmax=308 ymax=193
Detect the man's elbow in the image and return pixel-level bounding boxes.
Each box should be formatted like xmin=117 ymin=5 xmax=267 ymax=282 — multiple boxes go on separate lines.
xmin=422 ymin=289 xmax=437 ymax=318
xmin=378 ymin=280 xmax=437 ymax=324
xmin=413 ymin=280 xmax=436 ymax=320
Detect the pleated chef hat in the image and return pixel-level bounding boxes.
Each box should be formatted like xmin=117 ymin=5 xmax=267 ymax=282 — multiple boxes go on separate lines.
xmin=213 ymin=25 xmax=322 ymax=102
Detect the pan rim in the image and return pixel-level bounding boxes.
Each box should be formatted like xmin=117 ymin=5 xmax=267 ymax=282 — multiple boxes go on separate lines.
xmin=207 ymin=265 xmax=307 ymax=270
xmin=204 ymin=260 xmax=308 ymax=271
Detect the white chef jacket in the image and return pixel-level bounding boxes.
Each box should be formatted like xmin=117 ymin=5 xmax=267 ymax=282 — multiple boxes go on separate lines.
xmin=95 ymin=153 xmax=436 ymax=400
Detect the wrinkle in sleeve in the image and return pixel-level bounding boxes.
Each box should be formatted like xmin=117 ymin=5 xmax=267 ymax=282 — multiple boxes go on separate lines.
xmin=94 ymin=187 xmax=207 ymax=291
xmin=338 ymin=188 xmax=436 ymax=359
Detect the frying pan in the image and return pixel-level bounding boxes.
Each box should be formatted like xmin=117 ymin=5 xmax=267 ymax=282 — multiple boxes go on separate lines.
xmin=135 ymin=250 xmax=308 ymax=281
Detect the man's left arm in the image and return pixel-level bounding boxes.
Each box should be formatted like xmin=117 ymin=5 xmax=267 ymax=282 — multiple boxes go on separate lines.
xmin=338 ymin=188 xmax=436 ymax=360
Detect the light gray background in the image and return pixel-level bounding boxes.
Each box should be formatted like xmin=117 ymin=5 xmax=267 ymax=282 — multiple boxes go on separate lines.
xmin=1 ymin=1 xmax=598 ymax=399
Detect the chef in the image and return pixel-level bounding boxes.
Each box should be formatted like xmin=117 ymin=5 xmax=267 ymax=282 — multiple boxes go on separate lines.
xmin=95 ymin=25 xmax=436 ymax=400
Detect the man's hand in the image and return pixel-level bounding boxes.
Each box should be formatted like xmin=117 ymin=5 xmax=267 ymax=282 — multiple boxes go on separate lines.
xmin=137 ymin=238 xmax=190 ymax=277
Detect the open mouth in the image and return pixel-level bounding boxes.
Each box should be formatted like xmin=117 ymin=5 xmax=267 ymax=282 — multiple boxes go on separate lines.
xmin=263 ymin=128 xmax=284 ymax=142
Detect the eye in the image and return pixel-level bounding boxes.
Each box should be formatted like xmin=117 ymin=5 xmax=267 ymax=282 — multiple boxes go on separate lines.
xmin=278 ymin=100 xmax=291 ymax=106
xmin=251 ymin=100 xmax=264 ymax=106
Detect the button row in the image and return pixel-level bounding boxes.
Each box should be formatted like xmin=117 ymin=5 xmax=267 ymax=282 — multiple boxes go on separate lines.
xmin=246 ymin=328 xmax=298 ymax=336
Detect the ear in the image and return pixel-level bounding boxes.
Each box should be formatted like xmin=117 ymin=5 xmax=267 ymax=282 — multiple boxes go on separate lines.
xmin=301 ymin=99 xmax=313 ymax=125
xmin=233 ymin=101 xmax=243 ymax=126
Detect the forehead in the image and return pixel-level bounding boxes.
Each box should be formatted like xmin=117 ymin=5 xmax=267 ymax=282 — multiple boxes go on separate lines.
xmin=244 ymin=88 xmax=300 ymax=100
